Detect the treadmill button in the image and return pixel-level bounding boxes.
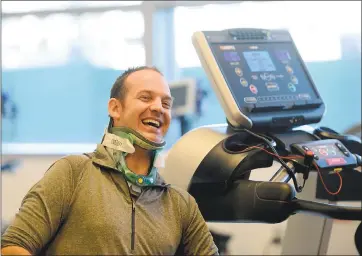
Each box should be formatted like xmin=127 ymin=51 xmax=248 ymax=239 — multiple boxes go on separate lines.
xmin=336 ymin=143 xmax=351 ymax=156
xmin=249 ymin=84 xmax=258 ymax=94
xmin=302 ymin=146 xmax=310 ymax=151
xmin=244 ymin=97 xmax=257 ymax=104
xmin=336 ymin=142 xmax=347 ymax=152
xmin=342 ymin=151 xmax=350 ymax=157
xmin=326 ymin=158 xmax=347 ymax=166
xmin=240 ymin=78 xmax=248 ymax=87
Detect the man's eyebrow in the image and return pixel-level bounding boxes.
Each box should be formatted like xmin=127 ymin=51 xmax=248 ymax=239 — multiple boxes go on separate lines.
xmin=137 ymin=90 xmax=152 ymax=95
xmin=163 ymin=95 xmax=174 ymax=102
xmin=137 ymin=90 xmax=174 ymax=101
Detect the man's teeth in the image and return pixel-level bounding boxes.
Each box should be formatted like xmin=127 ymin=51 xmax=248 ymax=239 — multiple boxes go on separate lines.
xmin=143 ymin=119 xmax=160 ymax=128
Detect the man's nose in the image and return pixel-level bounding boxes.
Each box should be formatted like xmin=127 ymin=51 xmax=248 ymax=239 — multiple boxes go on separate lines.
xmin=149 ymin=100 xmax=164 ymax=113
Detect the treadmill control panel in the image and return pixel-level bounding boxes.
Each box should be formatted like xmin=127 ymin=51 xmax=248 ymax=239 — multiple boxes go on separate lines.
xmin=291 ymin=139 xmax=357 ymax=169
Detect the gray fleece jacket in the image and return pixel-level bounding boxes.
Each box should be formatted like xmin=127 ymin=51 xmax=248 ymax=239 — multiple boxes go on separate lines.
xmin=1 ymin=144 xmax=218 ymax=255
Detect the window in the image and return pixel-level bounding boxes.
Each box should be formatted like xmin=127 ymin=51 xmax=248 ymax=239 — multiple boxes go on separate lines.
xmin=79 ymin=10 xmax=145 ymax=70
xmin=1 ymin=1 xmax=71 ymax=13
xmin=2 ymin=11 xmax=145 ymax=70
xmin=2 ymin=14 xmax=78 ymax=69
xmin=70 ymin=1 xmax=143 ymax=8
xmin=1 ymin=1 xmax=143 ymax=13
xmin=174 ymin=1 xmax=362 ymax=67
xmin=2 ymin=10 xmax=145 ymax=147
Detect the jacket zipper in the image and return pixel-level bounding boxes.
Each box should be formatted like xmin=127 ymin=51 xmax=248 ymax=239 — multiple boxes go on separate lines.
xmin=131 ymin=200 xmax=135 ymax=251
xmin=117 ymin=172 xmax=165 ymax=252
xmin=120 ymin=172 xmax=137 ymax=252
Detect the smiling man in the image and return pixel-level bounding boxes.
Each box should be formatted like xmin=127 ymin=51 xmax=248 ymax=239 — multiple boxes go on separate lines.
xmin=1 ymin=66 xmax=219 ymax=255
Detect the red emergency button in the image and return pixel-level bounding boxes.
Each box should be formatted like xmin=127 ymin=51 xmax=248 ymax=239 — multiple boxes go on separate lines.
xmin=326 ymin=158 xmax=346 ymax=166
xmin=305 ymin=150 xmax=314 ymax=157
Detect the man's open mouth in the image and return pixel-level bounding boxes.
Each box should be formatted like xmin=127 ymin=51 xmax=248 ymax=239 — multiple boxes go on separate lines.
xmin=142 ymin=119 xmax=161 ymax=128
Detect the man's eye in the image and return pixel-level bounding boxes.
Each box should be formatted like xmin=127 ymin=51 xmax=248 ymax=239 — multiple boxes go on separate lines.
xmin=140 ymin=95 xmax=151 ymax=101
xmin=163 ymin=101 xmax=173 ymax=109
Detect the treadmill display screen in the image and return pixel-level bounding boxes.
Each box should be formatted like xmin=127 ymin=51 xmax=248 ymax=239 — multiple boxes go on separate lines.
xmin=212 ymin=43 xmax=320 ymax=108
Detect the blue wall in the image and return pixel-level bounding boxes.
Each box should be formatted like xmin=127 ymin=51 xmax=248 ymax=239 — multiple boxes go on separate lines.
xmin=2 ymin=62 xmax=122 ymax=143
xmin=2 ymin=58 xmax=361 ymax=149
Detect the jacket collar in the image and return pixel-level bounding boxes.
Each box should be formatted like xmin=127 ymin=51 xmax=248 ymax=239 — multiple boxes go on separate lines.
xmin=89 ymin=144 xmax=168 ymax=187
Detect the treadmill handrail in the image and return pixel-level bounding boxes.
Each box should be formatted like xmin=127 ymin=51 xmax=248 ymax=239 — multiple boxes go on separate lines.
xmin=292 ymin=198 xmax=362 ymax=221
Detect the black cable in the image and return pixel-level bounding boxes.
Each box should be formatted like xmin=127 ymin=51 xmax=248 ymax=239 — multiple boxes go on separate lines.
xmin=223 ymin=141 xmax=266 ymax=154
xmin=287 ymin=158 xmax=310 ymax=188
xmin=239 ymin=128 xmax=302 ymax=192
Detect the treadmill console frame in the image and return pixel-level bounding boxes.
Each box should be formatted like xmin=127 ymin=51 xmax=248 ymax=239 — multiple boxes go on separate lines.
xmin=192 ymin=28 xmax=325 ymax=131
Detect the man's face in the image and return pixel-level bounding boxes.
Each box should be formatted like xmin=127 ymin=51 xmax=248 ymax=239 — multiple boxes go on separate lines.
xmin=109 ymin=69 xmax=173 ymax=143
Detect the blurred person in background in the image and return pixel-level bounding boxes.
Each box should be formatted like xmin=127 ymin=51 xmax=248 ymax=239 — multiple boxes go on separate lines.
xmin=1 ymin=66 xmax=218 ymax=255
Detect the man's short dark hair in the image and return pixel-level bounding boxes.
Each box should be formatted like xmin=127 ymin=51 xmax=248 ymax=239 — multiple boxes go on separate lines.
xmin=110 ymin=66 xmax=163 ymax=101
xmin=108 ymin=66 xmax=163 ymax=129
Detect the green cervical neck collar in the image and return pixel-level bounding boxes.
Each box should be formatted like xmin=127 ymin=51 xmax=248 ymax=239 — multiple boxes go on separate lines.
xmin=101 ymin=126 xmax=165 ymax=187
xmin=111 ymin=126 xmax=165 ymax=151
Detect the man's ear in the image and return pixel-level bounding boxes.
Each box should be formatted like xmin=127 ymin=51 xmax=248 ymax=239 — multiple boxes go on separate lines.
xmin=108 ymin=98 xmax=122 ymax=121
